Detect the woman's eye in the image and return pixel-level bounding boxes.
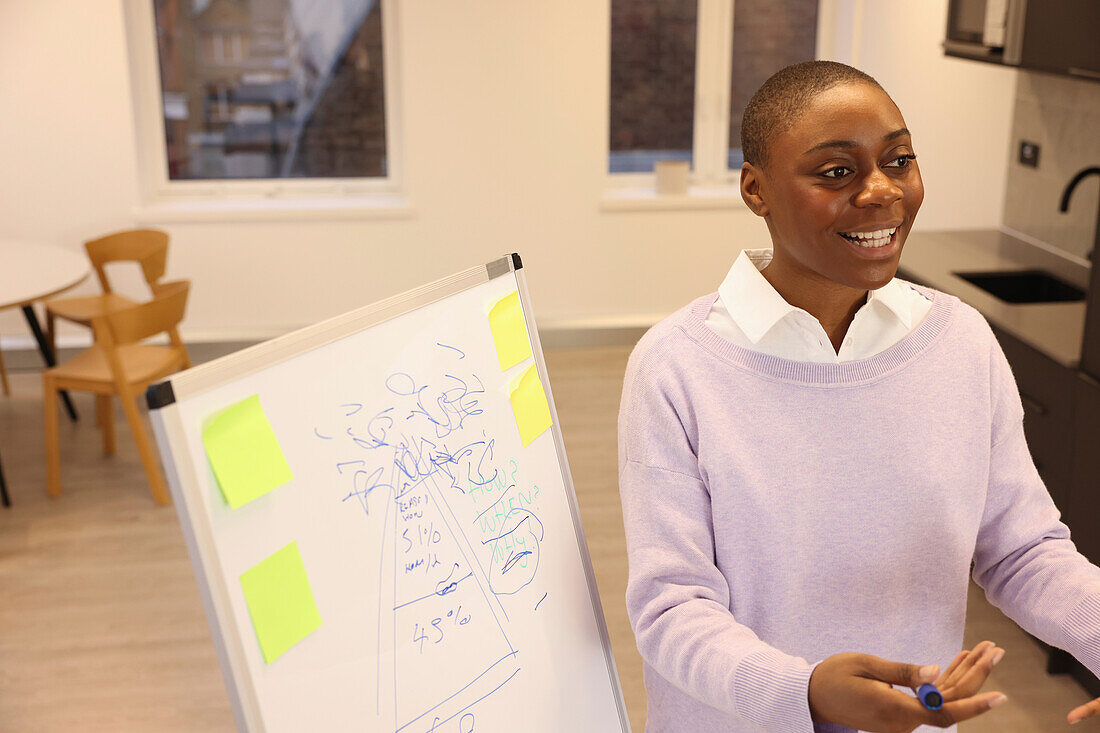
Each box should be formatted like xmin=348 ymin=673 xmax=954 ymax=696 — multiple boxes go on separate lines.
xmin=884 ymin=154 xmax=916 ymax=169
xmin=822 ymin=166 xmax=851 ymax=179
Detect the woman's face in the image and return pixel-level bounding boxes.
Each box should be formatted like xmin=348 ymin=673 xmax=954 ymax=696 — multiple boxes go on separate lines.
xmin=743 ymin=82 xmax=924 ymax=292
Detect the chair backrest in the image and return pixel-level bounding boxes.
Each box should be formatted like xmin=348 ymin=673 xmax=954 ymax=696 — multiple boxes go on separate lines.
xmin=84 ymin=229 xmax=169 ymax=293
xmin=99 ymin=280 xmax=190 ymax=346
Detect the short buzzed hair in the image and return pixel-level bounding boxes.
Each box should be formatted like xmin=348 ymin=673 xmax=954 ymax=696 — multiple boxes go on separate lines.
xmin=741 ymin=60 xmax=885 ymax=167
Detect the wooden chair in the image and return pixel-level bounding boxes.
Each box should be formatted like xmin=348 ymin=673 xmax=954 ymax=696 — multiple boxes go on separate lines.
xmin=43 ymin=280 xmax=192 ymax=505
xmin=44 ymin=229 xmax=170 ymax=356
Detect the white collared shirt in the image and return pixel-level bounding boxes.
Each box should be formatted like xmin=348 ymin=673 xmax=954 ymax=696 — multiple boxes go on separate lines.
xmin=704 ymin=249 xmax=933 ymax=363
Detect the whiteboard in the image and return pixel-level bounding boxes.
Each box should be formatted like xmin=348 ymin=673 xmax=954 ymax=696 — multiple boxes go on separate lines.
xmin=147 ymin=255 xmax=630 ymax=733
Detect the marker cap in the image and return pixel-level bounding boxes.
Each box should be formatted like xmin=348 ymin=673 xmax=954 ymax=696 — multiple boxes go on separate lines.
xmin=918 ymin=683 xmax=944 ymax=710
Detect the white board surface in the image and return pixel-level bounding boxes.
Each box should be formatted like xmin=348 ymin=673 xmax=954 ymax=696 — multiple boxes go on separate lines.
xmin=148 ymin=256 xmax=629 ymax=733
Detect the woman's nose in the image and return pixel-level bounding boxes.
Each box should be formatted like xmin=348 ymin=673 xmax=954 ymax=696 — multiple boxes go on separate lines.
xmin=854 ymin=168 xmax=903 ymax=207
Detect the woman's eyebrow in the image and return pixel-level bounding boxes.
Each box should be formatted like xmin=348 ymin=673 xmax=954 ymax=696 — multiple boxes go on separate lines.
xmin=801 ymin=127 xmax=911 ymax=156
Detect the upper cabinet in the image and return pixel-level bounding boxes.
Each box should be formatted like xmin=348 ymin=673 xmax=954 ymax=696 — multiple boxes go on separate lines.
xmin=944 ymin=0 xmax=1100 ymax=82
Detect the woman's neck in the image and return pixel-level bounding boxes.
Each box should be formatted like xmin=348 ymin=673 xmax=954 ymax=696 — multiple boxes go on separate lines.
xmin=760 ymin=258 xmax=868 ymax=354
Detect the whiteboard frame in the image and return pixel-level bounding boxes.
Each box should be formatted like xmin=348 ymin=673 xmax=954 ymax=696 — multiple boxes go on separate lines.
xmin=147 ymin=255 xmax=631 ymax=732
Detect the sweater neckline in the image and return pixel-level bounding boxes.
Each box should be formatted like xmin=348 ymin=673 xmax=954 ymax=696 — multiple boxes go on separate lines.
xmin=680 ymin=285 xmax=956 ymax=384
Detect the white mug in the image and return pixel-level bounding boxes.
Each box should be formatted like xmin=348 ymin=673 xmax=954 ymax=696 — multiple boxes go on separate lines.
xmin=654 ymin=160 xmax=690 ymax=195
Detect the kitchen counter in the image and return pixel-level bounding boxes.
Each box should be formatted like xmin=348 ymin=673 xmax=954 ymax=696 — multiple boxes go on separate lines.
xmin=898 ymin=229 xmax=1090 ymax=368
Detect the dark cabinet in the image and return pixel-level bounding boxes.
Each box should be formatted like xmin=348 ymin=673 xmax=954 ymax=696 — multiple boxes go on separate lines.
xmin=1048 ymin=371 xmax=1100 ymax=697
xmin=1017 ymin=1 xmax=1100 ymax=81
xmin=944 ymin=0 xmax=1100 ymax=82
xmin=991 ymin=325 xmax=1075 ymax=509
xmin=1068 ymin=372 xmax=1100 ymax=564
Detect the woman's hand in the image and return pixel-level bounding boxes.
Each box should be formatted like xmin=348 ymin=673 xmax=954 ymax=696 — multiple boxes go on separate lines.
xmin=1068 ymin=698 xmax=1100 ymax=724
xmin=807 ymin=641 xmax=1007 ymax=732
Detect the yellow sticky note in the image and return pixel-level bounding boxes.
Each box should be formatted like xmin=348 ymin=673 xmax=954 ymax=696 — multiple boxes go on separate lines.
xmin=240 ymin=541 xmax=322 ymax=664
xmin=202 ymin=394 xmax=293 ymax=509
xmin=509 ymin=364 xmax=552 ymax=447
xmin=488 ymin=292 xmax=532 ymax=371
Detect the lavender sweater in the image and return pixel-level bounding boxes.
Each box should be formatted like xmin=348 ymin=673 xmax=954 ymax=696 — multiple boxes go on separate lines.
xmin=618 ymin=287 xmax=1100 ymax=733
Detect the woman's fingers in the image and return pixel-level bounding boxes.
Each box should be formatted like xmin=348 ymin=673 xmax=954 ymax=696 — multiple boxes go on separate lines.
xmin=885 ymin=684 xmax=1007 ymax=729
xmin=936 ymin=645 xmax=984 ymax=688
xmin=949 ymin=645 xmax=1003 ymax=695
xmin=939 ymin=642 xmax=1003 ymax=698
xmin=1068 ymin=697 xmax=1100 ymax=724
xmin=935 ymin=649 xmax=970 ymax=686
xmin=934 ymin=691 xmax=1009 ymax=726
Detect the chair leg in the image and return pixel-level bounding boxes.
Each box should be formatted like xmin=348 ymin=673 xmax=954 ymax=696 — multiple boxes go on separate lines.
xmin=170 ymin=329 xmax=192 ymax=370
xmin=23 ymin=305 xmax=78 ymax=422
xmin=0 ymin=449 xmax=10 ymax=507
xmin=97 ymin=395 xmax=116 ymax=456
xmin=43 ymin=375 xmax=61 ymax=497
xmin=0 ymin=347 xmax=10 ymax=397
xmin=45 ymin=310 xmax=57 ymax=364
xmin=117 ymin=391 xmax=170 ymax=505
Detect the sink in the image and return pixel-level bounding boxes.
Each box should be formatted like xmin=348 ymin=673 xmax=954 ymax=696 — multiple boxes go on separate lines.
xmin=953 ymin=269 xmax=1086 ymax=304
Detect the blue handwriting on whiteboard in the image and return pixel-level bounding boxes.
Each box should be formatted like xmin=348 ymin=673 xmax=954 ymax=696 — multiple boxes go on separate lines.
xmin=315 ymin=344 xmax=545 ymax=730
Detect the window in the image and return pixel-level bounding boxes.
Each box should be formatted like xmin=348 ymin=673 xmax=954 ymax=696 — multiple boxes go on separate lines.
xmin=608 ymin=1 xmax=697 ymax=173
xmin=126 ymin=0 xmax=404 ymax=213
xmin=609 ymin=0 xmax=818 ymax=184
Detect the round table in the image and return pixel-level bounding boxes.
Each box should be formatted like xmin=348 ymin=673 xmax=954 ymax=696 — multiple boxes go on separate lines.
xmin=0 ymin=241 xmax=90 ymax=311
xmin=0 ymin=241 xmax=91 ymax=506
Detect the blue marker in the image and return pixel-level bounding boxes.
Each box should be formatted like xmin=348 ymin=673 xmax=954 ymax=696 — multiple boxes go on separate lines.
xmin=917 ymin=683 xmax=944 ymax=710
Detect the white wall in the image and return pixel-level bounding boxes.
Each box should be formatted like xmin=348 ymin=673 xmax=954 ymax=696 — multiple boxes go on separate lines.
xmin=0 ymin=0 xmax=1016 ymax=347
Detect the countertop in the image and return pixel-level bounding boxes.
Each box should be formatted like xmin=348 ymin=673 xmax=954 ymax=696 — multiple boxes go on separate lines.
xmin=897 ymin=229 xmax=1089 ymax=368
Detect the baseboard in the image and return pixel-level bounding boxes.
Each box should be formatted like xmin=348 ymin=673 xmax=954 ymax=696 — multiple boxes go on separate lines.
xmin=537 ymin=322 xmax=652 ymax=350
xmin=0 ymin=322 xmax=653 ymax=372
xmin=0 ymin=341 xmax=259 ymax=372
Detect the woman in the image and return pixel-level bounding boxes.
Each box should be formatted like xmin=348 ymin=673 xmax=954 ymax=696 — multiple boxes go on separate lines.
xmin=618 ymin=60 xmax=1100 ymax=732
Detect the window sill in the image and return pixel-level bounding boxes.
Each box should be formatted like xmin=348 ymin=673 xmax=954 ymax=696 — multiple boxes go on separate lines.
xmin=599 ymin=185 xmax=745 ymax=212
xmin=133 ymin=194 xmax=416 ymax=224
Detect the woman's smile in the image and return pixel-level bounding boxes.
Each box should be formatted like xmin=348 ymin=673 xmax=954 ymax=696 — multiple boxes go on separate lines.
xmin=837 ymin=225 xmax=898 ymax=247
xmin=837 ymin=223 xmax=903 ymax=260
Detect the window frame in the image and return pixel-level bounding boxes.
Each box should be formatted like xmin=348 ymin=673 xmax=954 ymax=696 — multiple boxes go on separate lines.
xmin=605 ymin=0 xmax=833 ymax=207
xmin=123 ymin=0 xmax=409 ymax=221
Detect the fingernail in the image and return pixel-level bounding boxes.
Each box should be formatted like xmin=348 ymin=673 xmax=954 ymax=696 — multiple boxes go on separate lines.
xmin=989 ymin=694 xmax=1007 ymax=709
xmin=992 ymin=649 xmax=1005 ymax=666
xmin=919 ymin=665 xmax=938 ymax=680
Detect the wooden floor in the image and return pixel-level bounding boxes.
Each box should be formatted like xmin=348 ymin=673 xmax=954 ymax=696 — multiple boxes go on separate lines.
xmin=0 ymin=346 xmax=1094 ymax=731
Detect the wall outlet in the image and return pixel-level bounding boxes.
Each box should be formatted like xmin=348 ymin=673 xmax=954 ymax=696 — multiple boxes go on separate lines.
xmin=1018 ymin=140 xmax=1040 ymax=167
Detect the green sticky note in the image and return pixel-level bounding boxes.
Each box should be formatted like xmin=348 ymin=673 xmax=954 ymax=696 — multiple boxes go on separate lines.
xmin=202 ymin=394 xmax=293 ymax=508
xmin=488 ymin=292 xmax=532 ymax=370
xmin=509 ymin=364 xmax=552 ymax=447
xmin=240 ymin=541 xmax=322 ymax=664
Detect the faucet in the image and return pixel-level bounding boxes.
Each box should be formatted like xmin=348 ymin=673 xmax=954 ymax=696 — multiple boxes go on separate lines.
xmin=1060 ymin=166 xmax=1100 ymax=262
xmin=1062 ymin=166 xmax=1100 ymax=378
xmin=1061 ymin=166 xmax=1100 ymax=211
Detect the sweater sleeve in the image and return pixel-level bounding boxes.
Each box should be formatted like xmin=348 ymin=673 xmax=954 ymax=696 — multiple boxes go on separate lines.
xmin=971 ymin=332 xmax=1100 ymax=680
xmin=618 ymin=335 xmax=817 ymax=732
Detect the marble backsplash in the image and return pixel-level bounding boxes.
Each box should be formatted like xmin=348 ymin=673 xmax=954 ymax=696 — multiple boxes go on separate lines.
xmin=1003 ymin=71 xmax=1100 ymax=262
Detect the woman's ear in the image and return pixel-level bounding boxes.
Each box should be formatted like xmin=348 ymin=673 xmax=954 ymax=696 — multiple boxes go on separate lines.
xmin=740 ymin=162 xmax=769 ymax=217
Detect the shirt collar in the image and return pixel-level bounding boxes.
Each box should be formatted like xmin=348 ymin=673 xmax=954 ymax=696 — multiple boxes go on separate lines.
xmin=866 ymin=278 xmax=915 ymax=330
xmin=717 ymin=248 xmax=914 ymax=342
xmin=717 ymin=249 xmax=799 ymax=344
